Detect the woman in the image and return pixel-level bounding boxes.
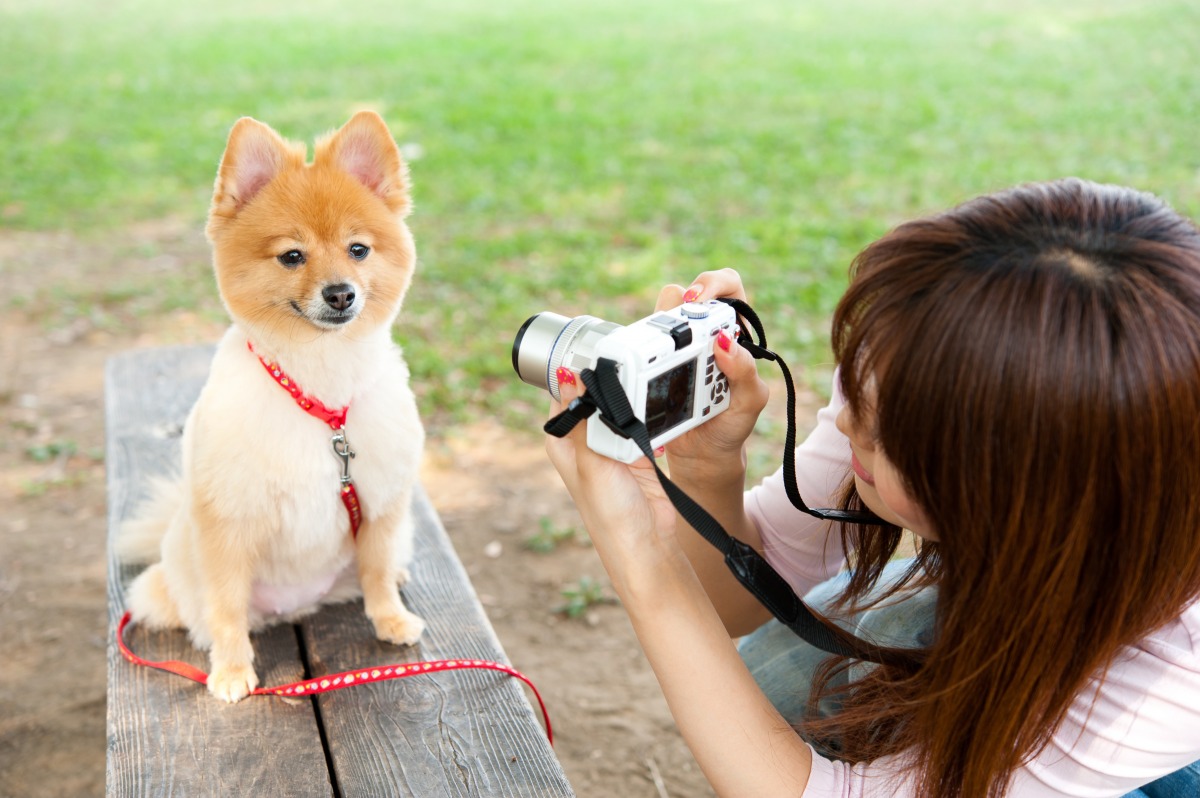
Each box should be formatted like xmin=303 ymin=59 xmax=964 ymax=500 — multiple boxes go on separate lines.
xmin=545 ymin=179 xmax=1200 ymax=796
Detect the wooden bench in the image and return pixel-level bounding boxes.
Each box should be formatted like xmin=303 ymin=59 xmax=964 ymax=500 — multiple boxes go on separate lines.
xmin=104 ymin=345 xmax=575 ymax=797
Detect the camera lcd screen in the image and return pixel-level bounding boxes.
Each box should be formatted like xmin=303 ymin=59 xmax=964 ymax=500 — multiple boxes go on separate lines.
xmin=645 ymin=359 xmax=697 ymax=439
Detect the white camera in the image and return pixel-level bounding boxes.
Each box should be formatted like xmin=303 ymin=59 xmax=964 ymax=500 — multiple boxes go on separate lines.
xmin=513 ymin=301 xmax=736 ymax=463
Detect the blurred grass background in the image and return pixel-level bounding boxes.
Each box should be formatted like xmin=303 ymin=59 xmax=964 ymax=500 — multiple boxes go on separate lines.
xmin=2 ymin=0 xmax=1198 ymax=428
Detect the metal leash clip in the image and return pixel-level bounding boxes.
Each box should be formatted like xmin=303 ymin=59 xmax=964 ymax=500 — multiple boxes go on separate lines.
xmin=331 ymin=429 xmax=356 ymax=484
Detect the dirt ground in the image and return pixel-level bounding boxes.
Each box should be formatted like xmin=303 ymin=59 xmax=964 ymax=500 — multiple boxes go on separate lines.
xmin=0 ymin=222 xmax=813 ymax=797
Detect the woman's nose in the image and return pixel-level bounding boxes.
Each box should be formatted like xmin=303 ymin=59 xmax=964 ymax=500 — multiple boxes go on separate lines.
xmin=836 ymin=406 xmax=872 ymax=450
xmin=835 ymin=405 xmax=852 ymax=438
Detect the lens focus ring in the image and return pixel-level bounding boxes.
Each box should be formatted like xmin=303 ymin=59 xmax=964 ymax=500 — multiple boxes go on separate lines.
xmin=547 ymin=315 xmax=598 ymax=401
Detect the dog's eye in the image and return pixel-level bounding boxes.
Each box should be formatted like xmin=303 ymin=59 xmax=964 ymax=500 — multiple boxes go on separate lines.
xmin=348 ymin=243 xmax=370 ymax=261
xmin=277 ymin=250 xmax=306 ymax=268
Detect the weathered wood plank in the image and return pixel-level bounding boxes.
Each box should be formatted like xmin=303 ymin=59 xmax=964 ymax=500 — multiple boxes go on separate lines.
xmin=105 ymin=344 xmax=575 ymax=797
xmin=300 ymin=488 xmax=574 ymax=796
xmin=105 ymin=346 xmax=332 ymax=797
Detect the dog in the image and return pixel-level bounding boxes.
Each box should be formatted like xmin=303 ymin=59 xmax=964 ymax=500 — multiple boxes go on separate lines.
xmin=118 ymin=111 xmax=426 ymax=702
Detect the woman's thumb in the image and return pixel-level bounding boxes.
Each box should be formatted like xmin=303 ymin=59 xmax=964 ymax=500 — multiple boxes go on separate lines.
xmin=713 ymin=329 xmax=768 ymax=409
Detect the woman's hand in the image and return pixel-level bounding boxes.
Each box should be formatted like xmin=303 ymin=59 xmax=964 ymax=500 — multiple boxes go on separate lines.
xmin=657 ymin=269 xmax=770 ymax=476
xmin=544 ymin=351 xmax=815 ymax=797
xmin=545 ymin=268 xmax=775 ymax=632
xmin=543 ymin=374 xmax=682 ymax=580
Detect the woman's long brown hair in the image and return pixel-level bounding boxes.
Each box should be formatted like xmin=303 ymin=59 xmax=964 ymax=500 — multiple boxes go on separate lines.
xmin=807 ymin=178 xmax=1200 ymax=797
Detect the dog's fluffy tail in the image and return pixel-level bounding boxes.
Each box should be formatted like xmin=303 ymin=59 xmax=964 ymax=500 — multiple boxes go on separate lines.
xmin=115 ymin=477 xmax=183 ymax=563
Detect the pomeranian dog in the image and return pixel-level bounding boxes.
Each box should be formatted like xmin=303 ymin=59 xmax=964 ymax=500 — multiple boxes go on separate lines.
xmin=118 ymin=111 xmax=426 ymax=702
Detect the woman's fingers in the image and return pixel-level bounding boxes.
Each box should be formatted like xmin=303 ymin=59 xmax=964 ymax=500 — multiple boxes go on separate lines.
xmin=659 ymin=269 xmax=749 ymax=314
xmin=677 ymin=266 xmax=766 ymax=417
xmin=714 ymin=327 xmax=770 ymax=416
xmin=554 ymin=366 xmax=580 ymax=404
xmin=545 ymin=368 xmax=584 ymax=473
xmin=656 ymin=284 xmax=686 ymax=312
xmin=679 ymin=268 xmax=749 ymax=304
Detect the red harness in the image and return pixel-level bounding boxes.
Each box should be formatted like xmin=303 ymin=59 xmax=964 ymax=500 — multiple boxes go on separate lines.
xmin=248 ymin=341 xmax=362 ymax=538
xmin=116 ymin=344 xmax=554 ymax=743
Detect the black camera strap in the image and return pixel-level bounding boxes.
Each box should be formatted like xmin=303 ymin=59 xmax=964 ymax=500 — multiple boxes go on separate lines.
xmin=544 ymin=298 xmax=893 ymax=665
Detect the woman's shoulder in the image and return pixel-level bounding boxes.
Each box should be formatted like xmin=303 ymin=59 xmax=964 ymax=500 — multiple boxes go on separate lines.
xmin=1007 ymin=598 xmax=1200 ymax=795
xmin=1137 ymin=595 xmax=1200 ymax=663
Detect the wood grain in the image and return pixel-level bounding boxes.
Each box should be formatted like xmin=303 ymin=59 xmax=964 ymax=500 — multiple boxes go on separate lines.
xmin=300 ymin=489 xmax=572 ymax=796
xmin=105 ymin=345 xmax=573 ymax=797
xmin=105 ymin=346 xmax=332 ymax=797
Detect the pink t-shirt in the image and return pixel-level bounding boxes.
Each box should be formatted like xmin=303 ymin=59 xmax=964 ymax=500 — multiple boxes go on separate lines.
xmin=744 ymin=382 xmax=1200 ymax=796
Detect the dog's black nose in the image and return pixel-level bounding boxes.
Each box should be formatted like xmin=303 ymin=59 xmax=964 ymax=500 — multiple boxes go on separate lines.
xmin=322 ymin=283 xmax=356 ymax=311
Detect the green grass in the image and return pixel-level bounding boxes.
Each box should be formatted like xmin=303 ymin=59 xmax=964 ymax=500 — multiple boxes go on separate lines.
xmin=557 ymin=576 xmax=615 ymax=619
xmin=3 ymin=0 xmax=1198 ymax=423
xmin=525 ymin=517 xmax=586 ymax=554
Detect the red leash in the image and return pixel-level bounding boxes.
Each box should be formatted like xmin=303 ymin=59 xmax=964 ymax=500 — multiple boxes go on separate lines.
xmin=117 ymin=611 xmax=553 ymax=744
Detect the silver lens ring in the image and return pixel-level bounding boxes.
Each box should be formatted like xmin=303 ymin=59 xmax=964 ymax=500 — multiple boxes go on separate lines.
xmin=546 ymin=315 xmax=602 ymax=402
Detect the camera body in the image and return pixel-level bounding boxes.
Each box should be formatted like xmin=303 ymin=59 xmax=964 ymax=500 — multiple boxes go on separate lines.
xmin=513 ymin=301 xmax=736 ymax=463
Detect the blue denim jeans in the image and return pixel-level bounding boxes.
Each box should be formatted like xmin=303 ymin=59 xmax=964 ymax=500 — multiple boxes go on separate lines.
xmin=737 ymin=560 xmax=1200 ymax=796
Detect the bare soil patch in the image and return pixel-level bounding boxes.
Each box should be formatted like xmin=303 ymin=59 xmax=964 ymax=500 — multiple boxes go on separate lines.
xmin=0 ymin=223 xmax=814 ymax=797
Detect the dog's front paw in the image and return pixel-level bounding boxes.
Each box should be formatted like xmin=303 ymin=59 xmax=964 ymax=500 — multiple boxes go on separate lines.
xmin=207 ymin=663 xmax=259 ymax=703
xmin=373 ymin=610 xmax=425 ymax=647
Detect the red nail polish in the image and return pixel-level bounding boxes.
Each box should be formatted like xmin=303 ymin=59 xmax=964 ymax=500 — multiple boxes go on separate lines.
xmin=556 ymin=367 xmax=576 ymax=387
xmin=717 ymin=331 xmax=732 ymax=352
xmin=682 ymin=286 xmax=702 ymax=303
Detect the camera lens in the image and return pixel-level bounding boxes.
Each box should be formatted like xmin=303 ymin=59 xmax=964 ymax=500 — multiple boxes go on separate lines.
xmin=512 ymin=312 xmax=619 ymax=401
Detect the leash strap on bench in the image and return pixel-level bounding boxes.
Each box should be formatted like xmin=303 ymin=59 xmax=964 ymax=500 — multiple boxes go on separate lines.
xmin=116 ymin=611 xmax=553 ymax=745
xmin=544 ymin=297 xmax=893 ymax=665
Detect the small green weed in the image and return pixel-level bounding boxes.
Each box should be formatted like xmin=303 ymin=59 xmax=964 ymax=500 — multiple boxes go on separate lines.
xmin=25 ymin=440 xmax=77 ymax=463
xmin=525 ymin=517 xmax=583 ymax=553
xmin=557 ymin=576 xmax=615 ymax=619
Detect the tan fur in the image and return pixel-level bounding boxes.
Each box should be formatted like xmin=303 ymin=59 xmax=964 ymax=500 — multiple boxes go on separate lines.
xmin=119 ymin=112 xmax=426 ymax=702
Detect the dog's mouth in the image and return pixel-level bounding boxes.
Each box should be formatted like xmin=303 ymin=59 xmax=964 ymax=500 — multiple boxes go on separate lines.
xmin=290 ymin=300 xmax=359 ymax=329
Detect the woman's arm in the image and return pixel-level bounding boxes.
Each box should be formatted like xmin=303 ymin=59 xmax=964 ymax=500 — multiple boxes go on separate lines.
xmin=544 ymin=380 xmax=814 ymax=795
xmin=655 ymin=271 xmax=848 ymax=635
xmin=648 ymin=272 xmax=775 ymax=635
xmin=617 ymin=531 xmax=815 ymax=796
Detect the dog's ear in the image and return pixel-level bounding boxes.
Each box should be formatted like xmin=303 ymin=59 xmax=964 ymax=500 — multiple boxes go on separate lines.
xmin=208 ymin=118 xmax=304 ymax=227
xmin=317 ymin=111 xmax=412 ymax=217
